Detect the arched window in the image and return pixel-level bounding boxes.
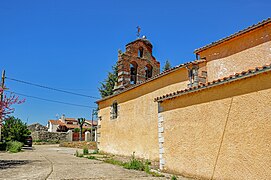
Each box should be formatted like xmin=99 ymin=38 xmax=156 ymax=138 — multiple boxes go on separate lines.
xmin=130 ymin=62 xmax=138 ymax=84
xmin=145 ymin=64 xmax=153 ymax=79
xmin=138 ymin=47 xmax=143 ymax=58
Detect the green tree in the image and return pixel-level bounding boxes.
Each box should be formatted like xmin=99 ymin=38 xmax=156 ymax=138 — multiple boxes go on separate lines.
xmin=1 ymin=116 xmax=30 ymax=142
xmin=98 ymin=64 xmax=118 ymax=98
xmin=162 ymin=60 xmax=172 ymax=71
xmin=78 ymin=118 xmax=86 ymax=141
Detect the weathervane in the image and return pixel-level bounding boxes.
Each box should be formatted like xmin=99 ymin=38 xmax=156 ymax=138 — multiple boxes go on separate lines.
xmin=136 ymin=26 xmax=141 ymax=38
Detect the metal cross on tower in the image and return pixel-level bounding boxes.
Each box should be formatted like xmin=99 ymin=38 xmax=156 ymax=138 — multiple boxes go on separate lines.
xmin=136 ymin=26 xmax=141 ymax=38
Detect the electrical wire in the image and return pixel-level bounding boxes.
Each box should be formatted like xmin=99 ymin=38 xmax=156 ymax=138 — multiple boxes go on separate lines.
xmin=6 ymin=77 xmax=99 ymax=99
xmin=6 ymin=90 xmax=95 ymax=109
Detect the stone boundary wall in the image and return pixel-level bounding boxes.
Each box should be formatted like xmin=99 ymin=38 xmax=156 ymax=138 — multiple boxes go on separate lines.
xmin=31 ymin=131 xmax=69 ymax=142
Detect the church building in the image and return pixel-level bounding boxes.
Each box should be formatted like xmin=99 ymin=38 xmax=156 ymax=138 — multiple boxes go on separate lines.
xmin=96 ymin=18 xmax=271 ymax=179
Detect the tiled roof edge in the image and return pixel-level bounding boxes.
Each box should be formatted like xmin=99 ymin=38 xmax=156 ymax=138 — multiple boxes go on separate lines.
xmin=96 ymin=59 xmax=206 ymax=103
xmin=194 ymin=18 xmax=271 ymax=54
xmin=155 ymin=63 xmax=271 ymax=102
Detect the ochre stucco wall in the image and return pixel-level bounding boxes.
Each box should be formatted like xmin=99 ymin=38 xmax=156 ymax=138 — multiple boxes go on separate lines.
xmin=98 ymin=68 xmax=189 ymax=160
xmin=198 ymin=23 xmax=271 ymax=81
xmin=159 ymin=70 xmax=271 ymax=179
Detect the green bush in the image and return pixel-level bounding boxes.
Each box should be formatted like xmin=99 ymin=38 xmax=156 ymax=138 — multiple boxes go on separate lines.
xmin=171 ymin=175 xmax=177 ymax=180
xmin=0 ymin=142 xmax=7 ymax=151
xmin=1 ymin=116 xmax=30 ymax=142
xmin=83 ymin=147 xmax=89 ymax=155
xmin=74 ymin=128 xmax=80 ymax=133
xmin=6 ymin=141 xmax=23 ymax=153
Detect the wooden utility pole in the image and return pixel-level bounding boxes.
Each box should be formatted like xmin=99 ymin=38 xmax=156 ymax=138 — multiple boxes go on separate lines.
xmin=91 ymin=109 xmax=94 ymax=141
xmin=0 ymin=70 xmax=5 ymax=141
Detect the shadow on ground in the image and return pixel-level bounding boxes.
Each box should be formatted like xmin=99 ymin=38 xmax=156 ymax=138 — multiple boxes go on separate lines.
xmin=0 ymin=160 xmax=30 ymax=170
xmin=22 ymin=146 xmax=34 ymax=151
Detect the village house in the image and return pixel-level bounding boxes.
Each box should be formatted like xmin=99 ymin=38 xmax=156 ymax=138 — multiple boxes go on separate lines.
xmin=96 ymin=18 xmax=271 ymax=179
xmin=47 ymin=114 xmax=97 ymax=132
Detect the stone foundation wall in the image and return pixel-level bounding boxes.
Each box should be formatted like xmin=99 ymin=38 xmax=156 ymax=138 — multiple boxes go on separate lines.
xmin=31 ymin=131 xmax=68 ymax=142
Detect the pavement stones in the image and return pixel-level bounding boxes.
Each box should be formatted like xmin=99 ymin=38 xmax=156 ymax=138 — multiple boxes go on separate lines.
xmin=0 ymin=145 xmax=169 ymax=180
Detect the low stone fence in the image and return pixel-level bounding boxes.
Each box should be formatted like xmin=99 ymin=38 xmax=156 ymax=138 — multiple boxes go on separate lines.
xmin=59 ymin=141 xmax=97 ymax=150
xmin=31 ymin=131 xmax=69 ymax=142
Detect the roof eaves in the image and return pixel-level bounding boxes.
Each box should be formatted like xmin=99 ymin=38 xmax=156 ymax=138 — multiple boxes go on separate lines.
xmin=96 ymin=59 xmax=206 ymax=103
xmin=155 ymin=63 xmax=271 ymax=102
xmin=194 ymin=18 xmax=271 ymax=54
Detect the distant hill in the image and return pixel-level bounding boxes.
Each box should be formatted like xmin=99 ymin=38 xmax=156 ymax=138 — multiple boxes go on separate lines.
xmin=28 ymin=123 xmax=48 ymax=132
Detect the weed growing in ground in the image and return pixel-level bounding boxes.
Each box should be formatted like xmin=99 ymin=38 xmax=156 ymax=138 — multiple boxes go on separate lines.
xmin=86 ymin=151 xmax=164 ymax=177
xmin=87 ymin=156 xmax=96 ymax=159
xmin=6 ymin=141 xmax=23 ymax=153
xmin=83 ymin=147 xmax=89 ymax=155
xmin=92 ymin=149 xmax=99 ymax=154
xmin=123 ymin=152 xmax=164 ymax=177
xmin=75 ymin=150 xmax=84 ymax=157
xmin=104 ymin=158 xmax=125 ymax=166
xmin=171 ymin=175 xmax=178 ymax=180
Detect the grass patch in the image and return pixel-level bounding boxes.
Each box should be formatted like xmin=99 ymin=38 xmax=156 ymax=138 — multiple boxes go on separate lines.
xmin=75 ymin=150 xmax=164 ymax=177
xmin=171 ymin=175 xmax=178 ymax=180
xmin=6 ymin=141 xmax=23 ymax=153
xmin=87 ymin=156 xmax=96 ymax=159
xmin=83 ymin=147 xmax=89 ymax=155
xmin=104 ymin=152 xmax=164 ymax=177
xmin=104 ymin=158 xmax=125 ymax=166
xmin=149 ymin=171 xmax=165 ymax=177
xmin=92 ymin=149 xmax=99 ymax=154
xmin=123 ymin=158 xmax=145 ymax=171
xmin=75 ymin=150 xmax=84 ymax=158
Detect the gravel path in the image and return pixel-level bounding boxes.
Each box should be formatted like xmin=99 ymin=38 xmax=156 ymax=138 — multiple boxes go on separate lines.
xmin=0 ymin=144 xmax=170 ymax=180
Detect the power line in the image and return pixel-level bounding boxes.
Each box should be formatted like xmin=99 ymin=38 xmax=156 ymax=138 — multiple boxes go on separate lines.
xmin=6 ymin=90 xmax=96 ymax=109
xmin=6 ymin=77 xmax=99 ymax=99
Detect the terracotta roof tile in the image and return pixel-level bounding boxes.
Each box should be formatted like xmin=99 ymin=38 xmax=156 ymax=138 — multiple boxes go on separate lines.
xmin=194 ymin=18 xmax=271 ymax=53
xmin=49 ymin=120 xmax=64 ymax=125
xmin=155 ymin=63 xmax=271 ymax=102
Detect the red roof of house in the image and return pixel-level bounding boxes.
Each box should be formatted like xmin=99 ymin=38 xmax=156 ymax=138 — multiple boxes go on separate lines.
xmin=64 ymin=124 xmax=92 ymax=129
xmin=48 ymin=120 xmax=65 ymax=126
xmin=65 ymin=118 xmax=77 ymax=122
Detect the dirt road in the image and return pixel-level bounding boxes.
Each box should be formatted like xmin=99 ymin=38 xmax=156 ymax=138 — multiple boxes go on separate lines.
xmin=0 ymin=144 xmax=169 ymax=180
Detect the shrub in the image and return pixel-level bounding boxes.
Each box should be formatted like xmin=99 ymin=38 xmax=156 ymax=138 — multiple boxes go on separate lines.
xmin=74 ymin=128 xmax=80 ymax=133
xmin=171 ymin=175 xmax=177 ymax=180
xmin=1 ymin=116 xmax=30 ymax=142
xmin=83 ymin=147 xmax=89 ymax=155
xmin=6 ymin=141 xmax=23 ymax=153
xmin=0 ymin=142 xmax=7 ymax=151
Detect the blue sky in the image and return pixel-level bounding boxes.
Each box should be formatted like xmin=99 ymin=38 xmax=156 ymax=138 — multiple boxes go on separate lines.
xmin=0 ymin=0 xmax=270 ymax=125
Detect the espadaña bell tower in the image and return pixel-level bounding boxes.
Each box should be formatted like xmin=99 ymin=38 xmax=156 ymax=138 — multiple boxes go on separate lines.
xmin=114 ymin=36 xmax=160 ymax=92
